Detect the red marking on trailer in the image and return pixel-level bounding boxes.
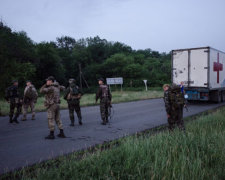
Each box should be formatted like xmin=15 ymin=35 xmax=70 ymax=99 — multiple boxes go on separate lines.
xmin=213 ymin=52 xmax=223 ymax=83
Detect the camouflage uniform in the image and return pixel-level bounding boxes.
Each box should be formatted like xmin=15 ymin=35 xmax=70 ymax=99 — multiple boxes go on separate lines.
xmin=22 ymin=84 xmax=38 ymax=120
xmin=5 ymin=84 xmax=22 ymax=123
xmin=96 ymin=84 xmax=112 ymax=124
xmin=64 ymin=82 xmax=83 ymax=126
xmin=40 ymin=82 xmax=64 ymax=132
xmin=163 ymin=86 xmax=185 ymax=131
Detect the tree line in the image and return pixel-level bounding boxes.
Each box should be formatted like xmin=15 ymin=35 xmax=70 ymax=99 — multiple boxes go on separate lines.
xmin=0 ymin=21 xmax=171 ymax=96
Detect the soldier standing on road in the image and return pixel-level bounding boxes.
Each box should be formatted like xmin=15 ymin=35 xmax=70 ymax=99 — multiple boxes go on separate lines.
xmin=96 ymin=78 xmax=112 ymax=125
xmin=5 ymin=80 xmax=22 ymax=123
xmin=163 ymin=84 xmax=185 ymax=131
xmin=40 ymin=76 xmax=66 ymax=139
xmin=22 ymin=80 xmax=38 ymax=121
xmin=64 ymin=78 xmax=83 ymax=126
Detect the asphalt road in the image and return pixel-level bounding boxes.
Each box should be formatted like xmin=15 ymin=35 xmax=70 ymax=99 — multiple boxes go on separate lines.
xmin=0 ymin=98 xmax=224 ymax=174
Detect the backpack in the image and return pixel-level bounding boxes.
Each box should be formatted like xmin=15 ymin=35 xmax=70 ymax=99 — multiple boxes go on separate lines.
xmin=169 ymin=85 xmax=185 ymax=108
xmin=70 ymin=86 xmax=79 ymax=96
xmin=100 ymin=85 xmax=109 ymax=98
xmin=25 ymin=87 xmax=37 ymax=100
xmin=66 ymin=86 xmax=81 ymax=101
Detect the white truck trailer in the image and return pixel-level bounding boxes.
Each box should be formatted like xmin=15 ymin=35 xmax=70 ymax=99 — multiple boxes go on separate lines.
xmin=172 ymin=47 xmax=225 ymax=103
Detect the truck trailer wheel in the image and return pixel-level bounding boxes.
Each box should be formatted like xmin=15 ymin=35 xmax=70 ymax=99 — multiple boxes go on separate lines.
xmin=221 ymin=91 xmax=225 ymax=102
xmin=210 ymin=90 xmax=221 ymax=103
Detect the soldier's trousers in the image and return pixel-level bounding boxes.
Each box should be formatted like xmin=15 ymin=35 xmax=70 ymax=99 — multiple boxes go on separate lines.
xmin=9 ymin=102 xmax=22 ymax=119
xmin=100 ymin=98 xmax=109 ymax=123
xmin=47 ymin=104 xmax=63 ymax=131
xmin=68 ymin=100 xmax=82 ymax=123
xmin=168 ymin=105 xmax=185 ymax=131
xmin=23 ymin=101 xmax=35 ymax=119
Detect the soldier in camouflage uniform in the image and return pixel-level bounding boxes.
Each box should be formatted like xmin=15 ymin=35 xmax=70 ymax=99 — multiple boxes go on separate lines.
xmin=163 ymin=84 xmax=185 ymax=131
xmin=40 ymin=76 xmax=66 ymax=139
xmin=96 ymin=78 xmax=112 ymax=125
xmin=5 ymin=80 xmax=22 ymax=123
xmin=22 ymin=80 xmax=38 ymax=121
xmin=64 ymin=78 xmax=83 ymax=126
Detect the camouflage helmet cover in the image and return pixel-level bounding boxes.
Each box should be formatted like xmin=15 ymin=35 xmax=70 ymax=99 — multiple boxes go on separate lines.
xmin=69 ymin=78 xmax=75 ymax=84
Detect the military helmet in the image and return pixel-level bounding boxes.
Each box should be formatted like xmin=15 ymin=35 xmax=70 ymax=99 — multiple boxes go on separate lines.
xmin=98 ymin=77 xmax=105 ymax=82
xmin=163 ymin=84 xmax=170 ymax=89
xmin=69 ymin=78 xmax=75 ymax=84
xmin=26 ymin=80 xmax=32 ymax=83
xmin=46 ymin=76 xmax=55 ymax=82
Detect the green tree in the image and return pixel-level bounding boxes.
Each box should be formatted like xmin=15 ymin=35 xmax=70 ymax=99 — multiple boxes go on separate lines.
xmin=35 ymin=43 xmax=65 ymax=86
xmin=102 ymin=53 xmax=132 ymax=77
xmin=56 ymin=36 xmax=77 ymax=80
xmin=0 ymin=22 xmax=36 ymax=95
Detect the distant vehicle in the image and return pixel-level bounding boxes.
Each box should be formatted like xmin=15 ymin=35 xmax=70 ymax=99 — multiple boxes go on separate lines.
xmin=172 ymin=47 xmax=225 ymax=103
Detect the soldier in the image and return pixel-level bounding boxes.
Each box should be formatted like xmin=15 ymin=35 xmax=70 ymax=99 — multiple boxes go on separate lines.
xmin=163 ymin=84 xmax=185 ymax=131
xmin=64 ymin=78 xmax=83 ymax=126
xmin=40 ymin=76 xmax=66 ymax=139
xmin=5 ymin=80 xmax=22 ymax=123
xmin=96 ymin=78 xmax=112 ymax=125
xmin=22 ymin=80 xmax=38 ymax=121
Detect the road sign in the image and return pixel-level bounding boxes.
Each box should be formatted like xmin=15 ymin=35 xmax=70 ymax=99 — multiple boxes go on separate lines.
xmin=143 ymin=80 xmax=148 ymax=91
xmin=106 ymin=77 xmax=123 ymax=85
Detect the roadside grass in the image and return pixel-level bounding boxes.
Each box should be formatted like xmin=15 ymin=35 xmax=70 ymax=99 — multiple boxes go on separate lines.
xmin=0 ymin=90 xmax=163 ymax=116
xmin=2 ymin=107 xmax=225 ymax=180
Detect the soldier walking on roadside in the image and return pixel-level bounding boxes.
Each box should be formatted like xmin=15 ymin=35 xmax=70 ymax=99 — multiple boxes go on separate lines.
xmin=22 ymin=80 xmax=38 ymax=121
xmin=64 ymin=78 xmax=83 ymax=126
xmin=5 ymin=80 xmax=22 ymax=123
xmin=96 ymin=78 xmax=112 ymax=125
xmin=163 ymin=84 xmax=185 ymax=131
xmin=40 ymin=76 xmax=66 ymax=140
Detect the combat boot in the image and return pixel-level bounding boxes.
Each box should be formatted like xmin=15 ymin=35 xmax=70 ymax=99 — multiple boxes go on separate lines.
xmin=70 ymin=117 xmax=74 ymax=126
xmin=106 ymin=117 xmax=109 ymax=123
xmin=57 ymin=129 xmax=66 ymax=138
xmin=101 ymin=119 xmax=106 ymax=125
xmin=31 ymin=115 xmax=35 ymax=120
xmin=45 ymin=131 xmax=55 ymax=140
xmin=79 ymin=118 xmax=82 ymax=125
xmin=13 ymin=117 xmax=19 ymax=124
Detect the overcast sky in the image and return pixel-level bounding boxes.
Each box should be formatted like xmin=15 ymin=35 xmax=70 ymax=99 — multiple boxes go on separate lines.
xmin=0 ymin=0 xmax=225 ymax=52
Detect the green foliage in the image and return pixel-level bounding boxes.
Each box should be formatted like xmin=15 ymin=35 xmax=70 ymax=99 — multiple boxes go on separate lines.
xmin=0 ymin=22 xmax=36 ymax=96
xmin=35 ymin=42 xmax=66 ymax=86
xmin=0 ymin=21 xmax=171 ymax=97
xmin=103 ymin=53 xmax=132 ymax=77
xmin=123 ymin=63 xmax=144 ymax=78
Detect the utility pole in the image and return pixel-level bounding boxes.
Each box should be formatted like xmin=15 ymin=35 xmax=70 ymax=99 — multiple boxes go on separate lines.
xmin=79 ymin=63 xmax=82 ymax=90
xmin=79 ymin=63 xmax=89 ymax=90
